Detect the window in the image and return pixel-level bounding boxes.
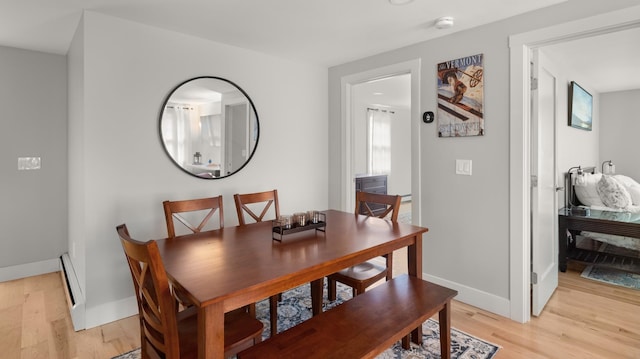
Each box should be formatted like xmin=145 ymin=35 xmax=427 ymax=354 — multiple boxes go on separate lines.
xmin=367 ymin=108 xmax=392 ymax=174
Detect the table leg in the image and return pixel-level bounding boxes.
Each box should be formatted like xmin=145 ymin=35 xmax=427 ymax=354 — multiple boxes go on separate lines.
xmin=438 ymin=302 xmax=452 ymax=359
xmin=407 ymin=233 xmax=423 ymax=344
xmin=407 ymin=234 xmax=422 ymax=278
xmin=199 ymin=302 xmax=224 ymax=359
xmin=310 ymin=278 xmax=324 ymax=316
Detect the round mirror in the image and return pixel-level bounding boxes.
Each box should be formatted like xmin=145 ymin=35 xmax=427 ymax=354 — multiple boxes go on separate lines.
xmin=159 ymin=76 xmax=259 ymax=179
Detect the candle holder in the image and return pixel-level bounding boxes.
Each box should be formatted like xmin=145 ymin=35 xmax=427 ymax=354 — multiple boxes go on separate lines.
xmin=272 ymin=212 xmax=326 ymax=241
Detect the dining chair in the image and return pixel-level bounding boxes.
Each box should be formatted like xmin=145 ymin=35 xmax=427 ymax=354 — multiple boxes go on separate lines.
xmin=326 ymin=191 xmax=402 ymax=301
xmin=233 ymin=189 xmax=281 ymax=335
xmin=233 ymin=189 xmax=280 ymax=226
xmin=116 ymin=224 xmax=263 ymax=359
xmin=163 ymin=195 xmax=224 ymax=238
xmin=163 ymin=195 xmax=228 ymax=310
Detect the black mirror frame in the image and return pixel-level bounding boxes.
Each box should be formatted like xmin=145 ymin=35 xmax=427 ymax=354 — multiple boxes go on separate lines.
xmin=158 ymin=76 xmax=260 ymax=179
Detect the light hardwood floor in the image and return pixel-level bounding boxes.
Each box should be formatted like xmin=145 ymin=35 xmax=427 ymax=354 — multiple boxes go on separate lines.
xmin=1 ymin=263 xmax=638 ymax=359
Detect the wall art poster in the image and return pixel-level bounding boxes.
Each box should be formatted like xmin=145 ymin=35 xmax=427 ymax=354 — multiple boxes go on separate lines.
xmin=437 ymin=53 xmax=484 ymax=137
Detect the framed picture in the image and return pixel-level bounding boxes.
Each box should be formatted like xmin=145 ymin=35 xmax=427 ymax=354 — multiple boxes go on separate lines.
xmin=437 ymin=53 xmax=484 ymax=137
xmin=568 ymin=81 xmax=592 ymax=131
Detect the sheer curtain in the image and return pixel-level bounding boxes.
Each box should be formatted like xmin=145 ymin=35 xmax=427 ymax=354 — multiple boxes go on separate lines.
xmin=161 ymin=104 xmax=194 ymax=165
xmin=367 ymin=108 xmax=392 ymax=174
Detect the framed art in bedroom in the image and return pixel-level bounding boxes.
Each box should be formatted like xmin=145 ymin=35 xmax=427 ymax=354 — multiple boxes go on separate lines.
xmin=568 ymin=81 xmax=593 ymax=131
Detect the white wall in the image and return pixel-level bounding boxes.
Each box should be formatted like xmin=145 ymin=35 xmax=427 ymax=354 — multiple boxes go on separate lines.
xmin=600 ymin=89 xmax=640 ymax=180
xmin=328 ymin=0 xmax=638 ymax=317
xmin=389 ymin=107 xmax=412 ymax=197
xmin=0 ymin=46 xmax=67 ymax=278
xmin=68 ymin=11 xmax=328 ymax=328
xmin=540 ymin=48 xmax=601 ymax=179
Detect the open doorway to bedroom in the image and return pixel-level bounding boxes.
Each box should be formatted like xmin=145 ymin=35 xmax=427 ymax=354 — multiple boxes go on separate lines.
xmin=509 ymin=6 xmax=640 ymax=323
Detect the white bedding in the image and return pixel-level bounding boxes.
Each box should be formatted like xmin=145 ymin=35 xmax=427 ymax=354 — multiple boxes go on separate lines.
xmin=575 ymin=173 xmax=640 ymax=210
xmin=589 ymin=204 xmax=640 ymax=213
xmin=574 ymin=172 xmax=640 ymax=252
xmin=580 ymin=231 xmax=640 ymax=252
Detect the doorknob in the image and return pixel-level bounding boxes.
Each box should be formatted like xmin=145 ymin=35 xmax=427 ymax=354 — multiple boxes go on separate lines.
xmin=555 ymin=186 xmax=564 ymax=192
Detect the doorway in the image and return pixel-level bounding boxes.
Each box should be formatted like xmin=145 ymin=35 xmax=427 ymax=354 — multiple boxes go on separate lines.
xmin=352 ymin=74 xmax=413 ymax=276
xmin=509 ymin=6 xmax=640 ymax=323
xmin=341 ymin=60 xmax=421 ymax=277
xmin=340 ymin=60 xmax=421 ymax=227
xmin=352 ymin=74 xmax=412 ymax=214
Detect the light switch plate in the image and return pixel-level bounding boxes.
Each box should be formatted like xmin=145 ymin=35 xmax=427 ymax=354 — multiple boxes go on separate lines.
xmin=18 ymin=157 xmax=41 ymax=170
xmin=456 ymin=159 xmax=472 ymax=175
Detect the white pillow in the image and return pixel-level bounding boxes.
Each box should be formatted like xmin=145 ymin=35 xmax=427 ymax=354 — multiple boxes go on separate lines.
xmin=596 ymin=175 xmax=632 ymax=209
xmin=574 ymin=173 xmax=605 ymax=207
xmin=613 ymin=175 xmax=640 ymax=205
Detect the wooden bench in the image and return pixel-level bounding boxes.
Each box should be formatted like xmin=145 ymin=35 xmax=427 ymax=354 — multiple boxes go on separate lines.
xmin=237 ymin=274 xmax=458 ymax=359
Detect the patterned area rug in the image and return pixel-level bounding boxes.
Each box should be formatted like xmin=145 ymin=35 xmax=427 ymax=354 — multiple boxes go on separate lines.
xmin=581 ymin=265 xmax=640 ymax=290
xmin=113 ymin=281 xmax=499 ymax=359
xmin=397 ymin=211 xmax=412 ymax=224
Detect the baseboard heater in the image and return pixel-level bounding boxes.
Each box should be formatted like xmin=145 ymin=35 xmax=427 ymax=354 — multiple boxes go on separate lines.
xmin=59 ymin=253 xmax=85 ymax=331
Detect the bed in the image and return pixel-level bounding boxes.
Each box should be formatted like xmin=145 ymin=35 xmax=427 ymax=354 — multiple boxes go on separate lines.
xmin=558 ymin=166 xmax=640 ymax=273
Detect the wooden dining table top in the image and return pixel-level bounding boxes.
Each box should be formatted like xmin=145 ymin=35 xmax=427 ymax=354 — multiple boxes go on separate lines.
xmin=157 ymin=209 xmax=427 ymax=310
xmin=155 ymin=209 xmax=428 ymax=359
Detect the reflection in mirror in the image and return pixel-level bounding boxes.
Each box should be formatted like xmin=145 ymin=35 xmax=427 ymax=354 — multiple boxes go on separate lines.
xmin=159 ymin=77 xmax=259 ymax=179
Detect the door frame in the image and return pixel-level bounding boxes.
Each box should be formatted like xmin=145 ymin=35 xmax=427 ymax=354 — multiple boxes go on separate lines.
xmin=509 ymin=6 xmax=640 ymax=323
xmin=340 ymin=59 xmax=422 ymax=224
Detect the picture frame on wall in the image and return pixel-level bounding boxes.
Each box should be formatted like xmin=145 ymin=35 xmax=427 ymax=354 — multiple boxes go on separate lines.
xmin=436 ymin=53 xmax=484 ymax=137
xmin=568 ymin=81 xmax=593 ymax=131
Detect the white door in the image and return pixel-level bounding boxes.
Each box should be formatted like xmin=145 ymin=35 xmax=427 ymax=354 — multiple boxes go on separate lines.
xmin=224 ymin=103 xmax=249 ymax=175
xmin=531 ymin=49 xmax=560 ymax=316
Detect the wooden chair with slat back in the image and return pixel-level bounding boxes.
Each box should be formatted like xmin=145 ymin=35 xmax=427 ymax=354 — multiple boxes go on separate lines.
xmin=234 ymin=189 xmax=280 ymax=225
xmin=163 ymin=195 xmax=224 ymax=238
xmin=163 ymin=195 xmax=230 ymax=311
xmin=116 ymin=224 xmax=263 ymax=359
xmin=162 ymin=196 xmax=258 ymax=316
xmin=233 ymin=189 xmax=282 ymax=336
xmin=327 ymin=191 xmax=402 ymax=301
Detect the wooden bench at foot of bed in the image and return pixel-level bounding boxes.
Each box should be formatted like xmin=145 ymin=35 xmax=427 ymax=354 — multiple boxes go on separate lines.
xmin=237 ymin=274 xmax=458 ymax=359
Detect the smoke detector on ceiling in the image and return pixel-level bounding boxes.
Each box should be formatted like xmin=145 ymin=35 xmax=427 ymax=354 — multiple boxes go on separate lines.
xmin=388 ymin=0 xmax=414 ymax=5
xmin=435 ymin=16 xmax=454 ymax=29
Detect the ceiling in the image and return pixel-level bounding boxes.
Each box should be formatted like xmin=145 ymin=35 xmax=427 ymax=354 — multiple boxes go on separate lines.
xmin=542 ymin=26 xmax=640 ymax=93
xmin=1 ymin=0 xmax=637 ymax=99
xmin=357 ymin=24 xmax=640 ymax=110
xmin=1 ymin=0 xmax=565 ymax=68
xmin=355 ymin=74 xmax=412 ymax=109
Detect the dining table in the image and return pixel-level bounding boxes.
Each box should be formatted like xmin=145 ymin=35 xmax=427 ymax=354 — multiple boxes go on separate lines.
xmin=156 ymin=209 xmax=428 ymax=359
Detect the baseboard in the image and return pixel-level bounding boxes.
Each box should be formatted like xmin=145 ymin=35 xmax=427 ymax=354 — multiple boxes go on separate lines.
xmin=60 ymin=253 xmax=86 ymax=331
xmin=423 ymin=273 xmax=511 ymax=318
xmin=85 ymin=295 xmax=138 ymax=329
xmin=59 ymin=251 xmax=137 ymax=329
xmin=339 ymin=258 xmax=509 ymax=318
xmin=0 ymin=258 xmax=60 ymax=282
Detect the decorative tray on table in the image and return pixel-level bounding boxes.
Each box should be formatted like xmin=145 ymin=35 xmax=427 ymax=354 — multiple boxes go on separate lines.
xmin=272 ymin=212 xmax=326 ymax=241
